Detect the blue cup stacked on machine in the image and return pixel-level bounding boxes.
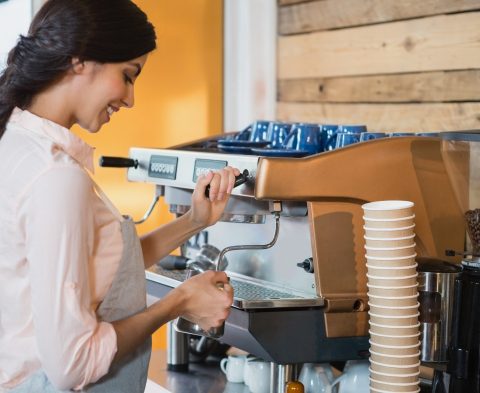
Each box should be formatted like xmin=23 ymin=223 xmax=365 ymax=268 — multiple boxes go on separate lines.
xmin=283 ymin=123 xmax=322 ymax=154
xmin=335 ymin=125 xmax=366 ymax=148
xmin=321 ymin=124 xmax=367 ymax=151
xmin=267 ymin=122 xmax=292 ymax=148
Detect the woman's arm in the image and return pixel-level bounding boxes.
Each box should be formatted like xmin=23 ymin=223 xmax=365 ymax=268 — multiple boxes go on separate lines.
xmin=141 ymin=166 xmax=240 ymax=268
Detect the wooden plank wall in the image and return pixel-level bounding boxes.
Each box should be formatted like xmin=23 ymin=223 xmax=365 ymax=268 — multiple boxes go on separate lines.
xmin=277 ymin=0 xmax=480 ymax=132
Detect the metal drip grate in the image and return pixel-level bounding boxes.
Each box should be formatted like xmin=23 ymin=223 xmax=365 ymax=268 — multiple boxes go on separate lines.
xmin=153 ymin=265 xmax=301 ymax=300
xmin=150 ymin=264 xmax=323 ymax=309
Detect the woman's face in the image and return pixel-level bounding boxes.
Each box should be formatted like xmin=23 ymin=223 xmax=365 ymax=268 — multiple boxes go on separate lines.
xmin=74 ymin=54 xmax=148 ymax=132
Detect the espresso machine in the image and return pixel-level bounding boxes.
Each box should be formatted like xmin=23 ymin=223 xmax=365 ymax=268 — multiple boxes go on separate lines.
xmin=101 ymin=133 xmax=464 ymax=392
xmin=426 ymin=130 xmax=480 ymax=393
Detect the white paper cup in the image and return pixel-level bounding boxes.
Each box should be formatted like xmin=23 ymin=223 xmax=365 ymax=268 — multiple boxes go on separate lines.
xmin=370 ymin=359 xmax=421 ymax=375
xmin=370 ymin=378 xmax=420 ymax=392
xmin=367 ymin=283 xmax=419 ymax=297
xmin=370 ymin=368 xmax=420 ymax=383
xmin=369 ymin=312 xmax=419 ymax=326
xmin=368 ymin=302 xmax=419 ymax=317
xmin=368 ymin=293 xmax=419 ymax=308
xmin=369 ymin=321 xmax=420 ymax=336
xmin=367 ymin=274 xmax=418 ymax=287
xmin=362 ymin=201 xmax=414 ymax=219
xmin=364 ymin=215 xmax=416 ymax=229
xmin=365 ymin=235 xmax=416 ymax=248
xmin=364 ymin=225 xmax=415 ymax=238
xmin=369 ymin=330 xmax=421 ymax=346
xmin=369 ymin=340 xmax=420 ymax=356
xmin=370 ymin=387 xmax=420 ymax=393
xmin=367 ymin=264 xmax=418 ymax=278
xmin=366 ymin=254 xmax=417 ymax=268
xmin=370 ymin=349 xmax=420 ymax=366
xmin=366 ymin=245 xmax=417 ymax=258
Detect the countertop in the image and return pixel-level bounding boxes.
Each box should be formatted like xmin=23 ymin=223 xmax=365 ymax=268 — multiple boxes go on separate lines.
xmin=147 ymin=350 xmax=251 ymax=393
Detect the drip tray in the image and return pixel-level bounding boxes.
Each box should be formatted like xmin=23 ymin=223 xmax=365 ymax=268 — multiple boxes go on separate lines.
xmin=146 ymin=265 xmax=324 ymax=310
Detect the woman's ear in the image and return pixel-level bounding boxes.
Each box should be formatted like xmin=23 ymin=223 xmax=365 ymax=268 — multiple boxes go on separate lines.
xmin=71 ymin=57 xmax=85 ymax=74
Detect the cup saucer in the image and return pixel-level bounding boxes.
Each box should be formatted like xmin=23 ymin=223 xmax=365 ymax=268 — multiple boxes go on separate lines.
xmin=217 ymin=139 xmax=270 ymax=148
xmin=250 ymin=148 xmax=310 ymax=157
xmin=217 ymin=144 xmax=253 ymax=154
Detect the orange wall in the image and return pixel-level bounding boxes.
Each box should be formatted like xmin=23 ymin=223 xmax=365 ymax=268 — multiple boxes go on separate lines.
xmin=72 ymin=0 xmax=223 ymax=349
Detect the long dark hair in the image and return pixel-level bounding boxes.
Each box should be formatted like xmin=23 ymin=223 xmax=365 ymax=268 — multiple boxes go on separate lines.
xmin=0 ymin=0 xmax=156 ymax=139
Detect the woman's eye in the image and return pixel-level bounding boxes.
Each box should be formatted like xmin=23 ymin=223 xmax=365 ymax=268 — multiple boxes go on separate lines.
xmin=124 ymin=74 xmax=133 ymax=84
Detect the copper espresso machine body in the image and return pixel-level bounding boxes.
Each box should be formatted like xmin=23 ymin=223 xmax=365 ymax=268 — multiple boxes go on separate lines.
xmin=128 ymin=135 xmax=463 ymax=364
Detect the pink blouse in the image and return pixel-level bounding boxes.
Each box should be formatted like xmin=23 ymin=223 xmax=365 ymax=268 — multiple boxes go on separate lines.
xmin=0 ymin=109 xmax=122 ymax=390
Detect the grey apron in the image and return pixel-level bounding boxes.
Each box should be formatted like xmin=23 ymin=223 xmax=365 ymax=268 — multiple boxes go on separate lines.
xmin=11 ymin=212 xmax=151 ymax=392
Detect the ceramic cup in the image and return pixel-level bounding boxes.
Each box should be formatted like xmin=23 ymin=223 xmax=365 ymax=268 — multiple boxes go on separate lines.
xmin=319 ymin=124 xmax=339 ymax=151
xmin=283 ymin=123 xmax=322 ymax=154
xmin=299 ymin=363 xmax=336 ymax=393
xmin=267 ymin=122 xmax=292 ymax=148
xmin=250 ymin=120 xmax=273 ymax=142
xmin=333 ymin=360 xmax=370 ymax=393
xmin=220 ymin=355 xmax=246 ymax=383
xmin=247 ymin=359 xmax=271 ymax=393
xmin=360 ymin=132 xmax=386 ymax=142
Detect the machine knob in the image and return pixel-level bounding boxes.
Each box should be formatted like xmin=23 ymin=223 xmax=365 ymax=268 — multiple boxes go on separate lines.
xmin=99 ymin=156 xmax=138 ymax=169
xmin=297 ymin=257 xmax=314 ymax=273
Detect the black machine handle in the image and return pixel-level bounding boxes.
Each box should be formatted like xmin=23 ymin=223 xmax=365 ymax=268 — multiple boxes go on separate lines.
xmin=205 ymin=169 xmax=249 ymax=198
xmin=99 ymin=156 xmax=138 ymax=169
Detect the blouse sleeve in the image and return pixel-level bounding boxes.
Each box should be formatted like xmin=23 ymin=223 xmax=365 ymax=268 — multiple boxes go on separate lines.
xmin=19 ymin=165 xmax=117 ymax=390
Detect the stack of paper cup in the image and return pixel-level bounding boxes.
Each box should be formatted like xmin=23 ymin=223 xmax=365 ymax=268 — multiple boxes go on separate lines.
xmin=362 ymin=201 xmax=420 ymax=393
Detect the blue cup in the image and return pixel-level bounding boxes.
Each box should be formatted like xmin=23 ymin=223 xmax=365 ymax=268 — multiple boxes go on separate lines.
xmin=234 ymin=124 xmax=253 ymax=140
xmin=250 ymin=120 xmax=272 ymax=142
xmin=337 ymin=125 xmax=367 ymax=134
xmin=319 ymin=124 xmax=338 ymax=152
xmin=283 ymin=123 xmax=321 ymax=154
xmin=335 ymin=132 xmax=361 ymax=148
xmin=360 ymin=132 xmax=386 ymax=142
xmin=267 ymin=122 xmax=292 ymax=148
xmin=324 ymin=124 xmax=365 ymax=151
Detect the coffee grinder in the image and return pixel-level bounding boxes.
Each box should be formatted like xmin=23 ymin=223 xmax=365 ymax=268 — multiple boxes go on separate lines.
xmin=433 ymin=131 xmax=480 ymax=393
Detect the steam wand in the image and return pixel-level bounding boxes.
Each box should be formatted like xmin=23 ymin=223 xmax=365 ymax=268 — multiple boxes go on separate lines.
xmin=214 ymin=201 xmax=282 ymax=271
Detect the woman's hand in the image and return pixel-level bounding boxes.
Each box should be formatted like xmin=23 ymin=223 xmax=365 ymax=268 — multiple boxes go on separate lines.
xmin=187 ymin=166 xmax=240 ymax=228
xmin=174 ymin=270 xmax=233 ymax=331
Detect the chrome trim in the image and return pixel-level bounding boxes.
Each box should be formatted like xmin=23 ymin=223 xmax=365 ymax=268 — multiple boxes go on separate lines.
xmin=219 ymin=213 xmax=266 ymax=224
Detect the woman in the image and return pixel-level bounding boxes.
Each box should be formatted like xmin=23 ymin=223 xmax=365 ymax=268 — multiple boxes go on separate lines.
xmin=0 ymin=0 xmax=238 ymax=391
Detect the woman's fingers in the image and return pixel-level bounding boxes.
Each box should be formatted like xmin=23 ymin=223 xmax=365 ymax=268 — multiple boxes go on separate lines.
xmin=194 ymin=171 xmax=214 ymax=198
xmin=207 ymin=166 xmax=238 ymax=202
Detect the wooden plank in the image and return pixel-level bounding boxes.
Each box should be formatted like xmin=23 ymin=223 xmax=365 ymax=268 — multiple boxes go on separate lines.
xmin=278 ymin=70 xmax=480 ymax=103
xmin=276 ymin=102 xmax=480 ymax=132
xmin=279 ymin=0 xmax=480 ymax=35
xmin=278 ymin=12 xmax=480 ymax=78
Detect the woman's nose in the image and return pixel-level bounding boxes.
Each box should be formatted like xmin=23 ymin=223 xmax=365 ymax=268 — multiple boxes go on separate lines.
xmin=121 ymin=86 xmax=135 ymax=108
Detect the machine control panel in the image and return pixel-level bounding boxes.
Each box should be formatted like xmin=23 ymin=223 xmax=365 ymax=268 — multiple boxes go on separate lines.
xmin=127 ymin=147 xmax=260 ymax=198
